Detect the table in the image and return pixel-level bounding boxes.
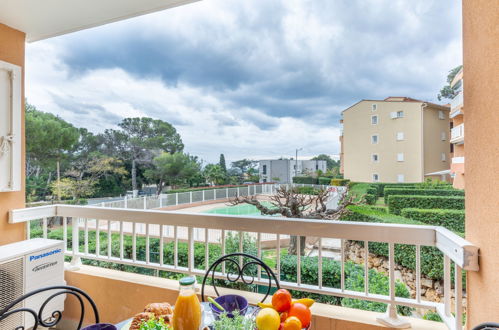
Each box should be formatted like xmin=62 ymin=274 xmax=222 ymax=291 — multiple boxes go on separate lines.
xmin=115 ymin=302 xmax=258 ymax=329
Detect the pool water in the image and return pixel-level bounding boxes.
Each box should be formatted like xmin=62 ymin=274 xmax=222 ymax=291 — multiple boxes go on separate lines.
xmin=204 ymin=201 xmax=276 ymax=216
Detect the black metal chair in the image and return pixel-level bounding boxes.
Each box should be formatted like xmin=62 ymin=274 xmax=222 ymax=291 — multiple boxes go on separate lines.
xmin=473 ymin=323 xmax=499 ymax=330
xmin=201 ymin=253 xmax=280 ymax=303
xmin=0 ymin=285 xmax=99 ymax=330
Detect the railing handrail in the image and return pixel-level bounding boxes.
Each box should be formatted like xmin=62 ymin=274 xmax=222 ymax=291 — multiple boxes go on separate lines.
xmin=10 ymin=204 xmax=478 ymax=271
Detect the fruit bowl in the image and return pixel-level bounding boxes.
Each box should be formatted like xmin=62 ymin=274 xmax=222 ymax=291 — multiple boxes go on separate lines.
xmin=209 ymin=294 xmax=249 ymax=319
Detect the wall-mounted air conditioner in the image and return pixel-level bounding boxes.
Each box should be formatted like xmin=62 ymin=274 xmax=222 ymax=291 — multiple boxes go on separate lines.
xmin=0 ymin=60 xmax=22 ymax=192
xmin=0 ymin=239 xmax=65 ymax=329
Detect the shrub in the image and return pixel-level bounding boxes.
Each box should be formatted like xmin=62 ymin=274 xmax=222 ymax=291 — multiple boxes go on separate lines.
xmin=388 ymin=195 xmax=465 ymax=215
xmin=331 ymin=179 xmax=350 ymax=186
xmin=318 ymin=177 xmax=332 ymax=185
xmin=292 ymin=176 xmax=318 ymax=184
xmin=384 ymin=188 xmax=464 ymax=204
xmin=280 ymin=256 xmax=411 ymax=315
xmin=366 ymin=187 xmax=378 ymax=197
xmin=295 ymin=186 xmax=319 ymax=195
xmin=364 ymin=183 xmax=419 ymax=196
xmin=416 ymin=178 xmax=453 ymax=190
xmin=364 ymin=194 xmax=376 ymax=205
xmin=401 ymin=208 xmax=465 ymax=233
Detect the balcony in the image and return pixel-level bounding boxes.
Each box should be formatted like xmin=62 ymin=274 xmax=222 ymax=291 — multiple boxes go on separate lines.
xmin=450 ymin=92 xmax=463 ymax=114
xmin=451 ymin=124 xmax=465 ymax=144
xmin=10 ymin=196 xmax=478 ymax=330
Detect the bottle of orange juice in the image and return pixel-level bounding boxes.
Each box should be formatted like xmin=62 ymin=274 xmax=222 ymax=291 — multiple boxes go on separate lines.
xmin=172 ymin=276 xmax=202 ymax=330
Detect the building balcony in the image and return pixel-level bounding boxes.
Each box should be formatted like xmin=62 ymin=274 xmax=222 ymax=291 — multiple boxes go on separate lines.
xmin=450 ymin=124 xmax=465 ymax=144
xmin=450 ymin=92 xmax=463 ymax=114
xmin=10 ymin=196 xmax=478 ymax=330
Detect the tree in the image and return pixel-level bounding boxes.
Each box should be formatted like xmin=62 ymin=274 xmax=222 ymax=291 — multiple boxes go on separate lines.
xmin=231 ymin=159 xmax=256 ymax=174
xmin=219 ymin=154 xmax=227 ymax=174
xmin=25 ymin=103 xmax=80 ymax=200
xmin=102 ymin=117 xmax=184 ymax=194
xmin=437 ymin=65 xmax=463 ymax=101
xmin=230 ymin=186 xmax=357 ymax=255
xmin=311 ymin=154 xmax=339 ymax=171
xmin=144 ymin=152 xmax=201 ymax=194
xmin=52 ymin=156 xmax=126 ymax=200
xmin=204 ymin=164 xmax=226 ymax=186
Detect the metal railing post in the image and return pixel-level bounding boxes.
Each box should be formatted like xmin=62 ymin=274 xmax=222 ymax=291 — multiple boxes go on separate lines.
xmin=124 ymin=195 xmax=128 ymax=208
xmin=159 ymin=195 xmax=163 ymax=208
xmin=68 ymin=217 xmax=81 ymax=270
xmin=202 ymin=190 xmax=205 ymax=202
xmin=143 ymin=196 xmax=147 ymax=209
xmin=175 ymin=193 xmax=178 ymax=205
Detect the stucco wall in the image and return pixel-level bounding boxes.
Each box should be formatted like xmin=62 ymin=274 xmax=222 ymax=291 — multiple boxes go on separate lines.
xmin=342 ymin=101 xmax=424 ymax=183
xmin=463 ymin=0 xmax=499 ymax=328
xmin=0 ymin=23 xmax=25 ymax=246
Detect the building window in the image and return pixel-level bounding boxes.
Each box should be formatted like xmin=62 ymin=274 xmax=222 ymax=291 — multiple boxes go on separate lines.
xmin=397 ymin=153 xmax=404 ymax=162
xmin=371 ymin=115 xmax=378 ymax=125
xmin=441 ymin=131 xmax=446 ymax=141
xmin=441 ymin=153 xmax=447 ymax=161
xmin=373 ymin=174 xmax=379 ymax=182
xmin=262 ymin=165 xmax=267 ymax=175
xmin=397 ymin=111 xmax=404 ymax=118
xmin=396 ymin=132 xmax=404 ymax=141
xmin=372 ymin=154 xmax=379 ymax=162
xmin=439 ymin=110 xmax=445 ymax=119
xmin=397 ymin=174 xmax=405 ymax=183
xmin=372 ymin=104 xmax=377 ymax=111
xmin=371 ymin=135 xmax=378 ymax=144
xmin=316 ymin=164 xmax=319 ymax=170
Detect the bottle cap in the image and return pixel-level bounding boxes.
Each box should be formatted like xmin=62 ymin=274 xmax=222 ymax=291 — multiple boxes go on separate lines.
xmin=179 ymin=276 xmax=196 ymax=286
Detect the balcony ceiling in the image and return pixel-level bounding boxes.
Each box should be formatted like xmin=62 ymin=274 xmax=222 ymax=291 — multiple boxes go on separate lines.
xmin=0 ymin=0 xmax=198 ymax=42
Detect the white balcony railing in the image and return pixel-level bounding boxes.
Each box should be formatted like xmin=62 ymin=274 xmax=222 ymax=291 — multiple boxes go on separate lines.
xmin=452 ymin=157 xmax=465 ymax=164
xmin=10 ymin=197 xmax=478 ymax=330
xmin=450 ymin=91 xmax=463 ymax=112
xmin=451 ymin=124 xmax=465 ymax=144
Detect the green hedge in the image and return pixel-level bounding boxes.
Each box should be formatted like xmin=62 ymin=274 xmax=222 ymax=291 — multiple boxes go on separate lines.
xmin=401 ymin=208 xmax=465 ymax=233
xmin=318 ymin=177 xmax=332 ymax=185
xmin=388 ymin=195 xmax=465 ymax=215
xmin=280 ymin=256 xmax=411 ymax=315
xmin=366 ymin=187 xmax=378 ymax=196
xmin=384 ymin=188 xmax=464 ymax=204
xmin=295 ymin=186 xmax=320 ymax=195
xmin=364 ymin=194 xmax=377 ymax=205
xmin=292 ymin=176 xmax=318 ymax=184
xmin=340 ymin=206 xmax=446 ymax=280
xmin=366 ymin=183 xmax=419 ymax=196
xmin=331 ymin=179 xmax=350 ymax=186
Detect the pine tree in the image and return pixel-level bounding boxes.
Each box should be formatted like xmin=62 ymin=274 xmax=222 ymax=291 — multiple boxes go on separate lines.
xmin=219 ymin=154 xmax=227 ymax=173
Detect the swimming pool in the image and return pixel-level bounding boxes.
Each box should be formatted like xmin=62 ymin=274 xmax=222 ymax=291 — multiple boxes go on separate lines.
xmin=204 ymin=201 xmax=275 ymax=216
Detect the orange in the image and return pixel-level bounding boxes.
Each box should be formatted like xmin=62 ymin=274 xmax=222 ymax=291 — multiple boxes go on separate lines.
xmin=288 ymin=303 xmax=311 ymax=328
xmin=282 ymin=316 xmax=302 ymax=330
xmin=272 ymin=289 xmax=292 ymax=312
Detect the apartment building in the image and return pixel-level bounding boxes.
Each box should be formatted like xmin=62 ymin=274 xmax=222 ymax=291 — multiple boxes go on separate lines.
xmin=449 ymin=67 xmax=465 ymax=189
xmin=259 ymin=159 xmax=327 ymax=183
xmin=340 ymin=97 xmax=451 ymax=183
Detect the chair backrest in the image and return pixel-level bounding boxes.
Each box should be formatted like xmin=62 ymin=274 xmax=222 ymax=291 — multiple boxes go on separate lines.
xmin=201 ymin=253 xmax=280 ymax=303
xmin=473 ymin=323 xmax=499 ymax=330
xmin=0 ymin=285 xmax=99 ymax=330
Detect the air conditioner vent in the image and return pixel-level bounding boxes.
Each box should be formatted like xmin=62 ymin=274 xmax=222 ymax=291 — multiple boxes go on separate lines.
xmin=0 ymin=257 xmax=24 ymax=329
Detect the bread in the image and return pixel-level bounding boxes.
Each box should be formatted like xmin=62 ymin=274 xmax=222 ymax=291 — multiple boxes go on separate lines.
xmin=129 ymin=312 xmax=154 ymax=330
xmin=144 ymin=302 xmax=173 ymax=317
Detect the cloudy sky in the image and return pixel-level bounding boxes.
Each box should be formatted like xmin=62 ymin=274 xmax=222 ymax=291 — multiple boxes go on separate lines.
xmin=25 ymin=0 xmax=462 ymax=164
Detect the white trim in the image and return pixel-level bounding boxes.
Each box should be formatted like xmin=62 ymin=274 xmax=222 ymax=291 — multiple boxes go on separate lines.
xmin=452 ymin=157 xmax=465 ymax=164
xmin=396 ymin=132 xmax=404 ymax=141
xmin=371 ymin=115 xmax=378 ymax=125
xmin=397 ymin=153 xmax=404 ymax=162
xmin=371 ymin=134 xmax=379 ymax=144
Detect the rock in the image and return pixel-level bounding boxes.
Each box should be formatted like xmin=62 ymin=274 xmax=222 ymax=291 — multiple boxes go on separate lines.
xmin=372 ymin=258 xmax=382 ymax=267
xmin=425 ymin=288 xmax=439 ymax=302
xmin=394 ymin=270 xmax=403 ymax=283
xmin=421 ymin=278 xmax=433 ymax=288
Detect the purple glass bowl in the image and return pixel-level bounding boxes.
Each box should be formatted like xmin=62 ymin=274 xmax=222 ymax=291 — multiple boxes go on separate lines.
xmin=82 ymin=324 xmax=117 ymax=330
xmin=209 ymin=294 xmax=248 ymax=319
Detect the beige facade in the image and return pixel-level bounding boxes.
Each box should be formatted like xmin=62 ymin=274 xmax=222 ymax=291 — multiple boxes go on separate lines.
xmin=449 ymin=67 xmax=465 ymax=189
xmin=340 ymin=97 xmax=450 ymax=183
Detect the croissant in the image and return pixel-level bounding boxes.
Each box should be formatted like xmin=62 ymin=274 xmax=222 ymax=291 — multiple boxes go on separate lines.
xmin=144 ymin=302 xmax=174 ymax=317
